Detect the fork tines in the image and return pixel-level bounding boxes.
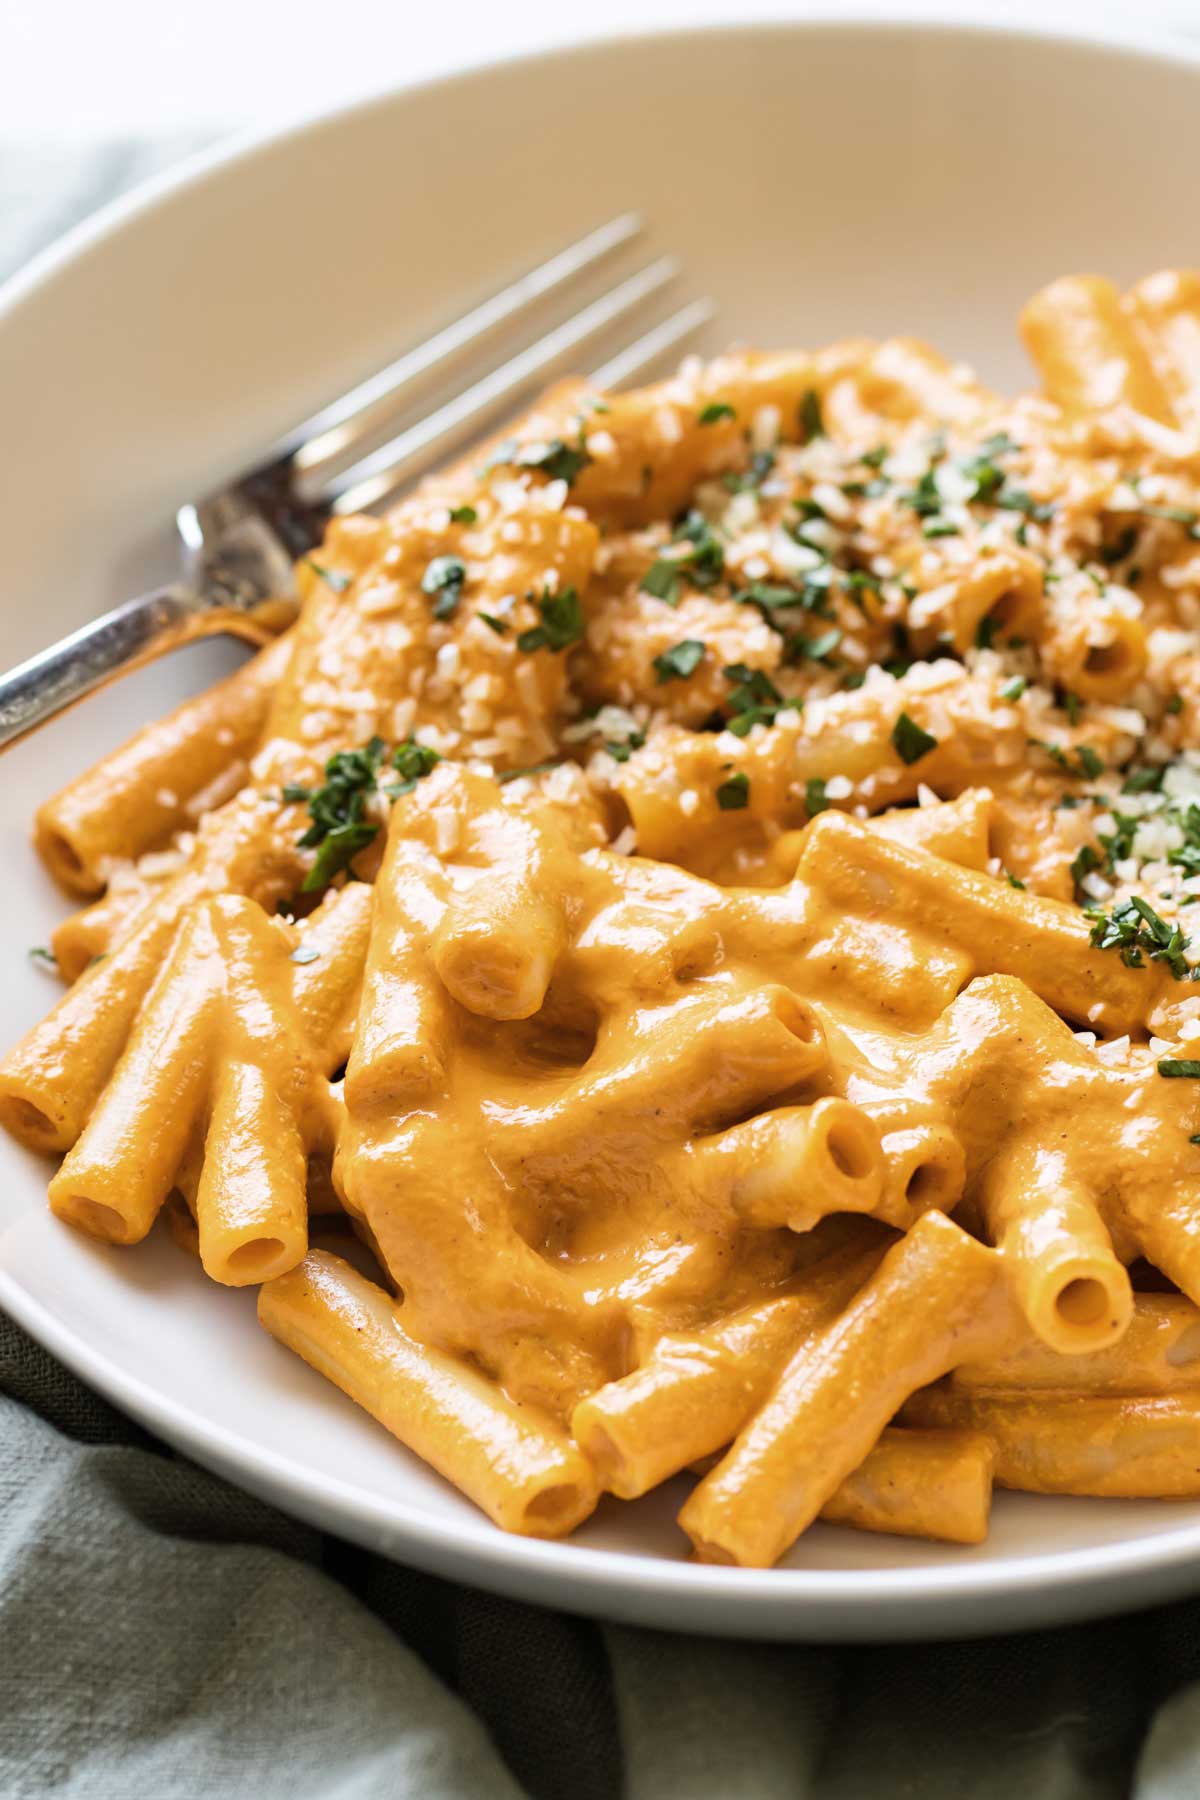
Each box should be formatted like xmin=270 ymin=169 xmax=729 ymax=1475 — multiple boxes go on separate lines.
xmin=283 ymin=215 xmax=713 ymax=515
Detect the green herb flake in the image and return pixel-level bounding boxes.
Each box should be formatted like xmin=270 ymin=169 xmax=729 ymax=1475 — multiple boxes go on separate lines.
xmin=498 ymin=761 xmax=560 ymax=785
xmin=999 ymin=676 xmax=1027 ymax=701
xmin=1077 ymin=745 xmax=1105 ymax=780
xmin=305 ymin=559 xmax=351 ymax=593
xmin=513 ymin=436 xmax=593 ymax=486
xmin=922 ymin=518 xmax=959 ymax=539
xmin=1006 ymin=871 xmax=1027 ymax=890
xmin=391 ymin=738 xmax=442 ymax=795
xmin=724 ymin=664 xmax=784 ymax=736
xmin=421 ymin=555 xmax=467 ymax=620
xmin=698 ymin=402 xmax=737 ymax=426
xmin=478 ymin=612 xmax=508 ymax=635
xmin=448 ymin=505 xmax=478 ymax=525
xmin=798 ymin=389 xmax=825 ymax=444
xmin=891 ymin=712 xmax=939 ymax=765
xmin=1167 ymin=695 xmax=1185 ymax=716
xmin=805 ymin=778 xmax=829 ymax=815
xmin=1159 ymin=1059 xmax=1200 ymax=1078
xmin=28 ymin=945 xmax=57 ymax=968
xmin=715 ymin=772 xmax=751 ymax=811
xmin=517 ymin=585 xmax=584 ymax=654
xmin=653 ymin=639 xmax=706 ymax=683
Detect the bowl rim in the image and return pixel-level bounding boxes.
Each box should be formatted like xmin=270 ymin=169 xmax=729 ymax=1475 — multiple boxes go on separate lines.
xmin=6 ymin=5 xmax=1200 ymax=1629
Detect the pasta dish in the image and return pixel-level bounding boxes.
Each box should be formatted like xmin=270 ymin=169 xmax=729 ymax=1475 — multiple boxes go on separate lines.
xmin=7 ymin=269 xmax=1200 ymax=1567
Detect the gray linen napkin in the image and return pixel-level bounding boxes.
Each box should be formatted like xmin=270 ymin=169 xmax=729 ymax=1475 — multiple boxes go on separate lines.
xmin=5 ymin=136 xmax=1200 ymax=1800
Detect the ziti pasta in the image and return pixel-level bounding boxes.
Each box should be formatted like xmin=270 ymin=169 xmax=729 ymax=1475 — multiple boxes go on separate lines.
xmin=10 ymin=270 xmax=1200 ymax=1567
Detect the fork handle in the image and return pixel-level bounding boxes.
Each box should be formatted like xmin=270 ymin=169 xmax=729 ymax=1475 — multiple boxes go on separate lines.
xmin=0 ymin=587 xmax=260 ymax=751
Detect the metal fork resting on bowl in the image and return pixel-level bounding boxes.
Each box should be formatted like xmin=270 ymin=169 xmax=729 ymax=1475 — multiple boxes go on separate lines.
xmin=0 ymin=215 xmax=713 ymax=749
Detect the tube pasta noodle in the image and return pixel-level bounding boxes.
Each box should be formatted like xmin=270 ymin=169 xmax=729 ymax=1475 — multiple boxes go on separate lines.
xmin=9 ymin=272 xmax=1200 ymax=1563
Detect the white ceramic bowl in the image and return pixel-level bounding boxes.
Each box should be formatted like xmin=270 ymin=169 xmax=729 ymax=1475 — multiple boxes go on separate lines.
xmin=5 ymin=13 xmax=1200 ymax=1640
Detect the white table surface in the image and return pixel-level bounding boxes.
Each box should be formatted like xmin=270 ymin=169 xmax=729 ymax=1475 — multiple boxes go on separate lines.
xmin=2 ymin=0 xmax=1197 ymax=137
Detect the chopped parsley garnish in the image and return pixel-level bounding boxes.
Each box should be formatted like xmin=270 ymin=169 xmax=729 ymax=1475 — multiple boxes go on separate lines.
xmin=604 ymin=729 xmax=647 ymax=764
xmin=789 ymin=627 xmax=842 ymax=665
xmin=715 ymin=772 xmax=751 ymax=810
xmin=513 ymin=436 xmax=593 ymax=486
xmin=1122 ymin=767 xmax=1164 ymax=795
xmin=478 ymin=612 xmax=508 ymax=635
xmin=653 ymin=639 xmax=706 ymax=683
xmin=390 ymin=738 xmax=442 ymax=795
xmin=28 ymin=945 xmax=57 ymax=968
xmin=421 ymin=555 xmax=466 ymax=620
xmin=448 ymin=504 xmax=477 ymax=525
xmin=997 ymin=486 xmax=1055 ymax=523
xmin=1006 ymin=871 xmax=1027 ymax=889
xmin=923 ymin=518 xmax=959 ymax=539
xmin=641 ymin=511 xmax=726 ymax=605
xmin=891 ymin=712 xmax=939 ymax=765
xmin=1030 ymin=739 xmax=1102 ymax=781
xmin=805 ymin=778 xmax=829 ymax=815
xmin=498 ymin=761 xmax=560 ymax=784
xmin=1159 ymin=1060 xmax=1200 ymax=1078
xmin=517 ymin=585 xmax=584 ymax=653
xmin=999 ymin=675 xmax=1027 ymax=701
xmin=861 ymin=445 xmax=888 ymax=469
xmin=290 ymin=945 xmax=321 ymax=965
xmin=305 ymin=559 xmax=351 ymax=593
xmin=296 ymin=736 xmax=441 ymax=892
xmin=736 ymin=576 xmax=832 ymax=620
xmin=698 ymin=402 xmax=736 ymax=425
xmin=798 ymin=389 xmax=824 ymax=443
xmin=1070 ymin=844 xmax=1101 ymax=899
xmin=724 ymin=664 xmax=784 ymax=735
xmin=901 ymin=469 xmax=942 ymax=519
xmin=1077 ymin=745 xmax=1105 ymax=780
xmin=1087 ymin=896 xmax=1194 ymax=978
xmin=723 ymin=448 xmax=776 ymax=492
xmin=1167 ymin=695 xmax=1185 ymax=716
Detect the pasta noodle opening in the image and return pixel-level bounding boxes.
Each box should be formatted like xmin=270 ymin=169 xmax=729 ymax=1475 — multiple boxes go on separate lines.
xmin=0 ymin=1095 xmax=58 ymax=1147
xmin=225 ymin=1237 xmax=290 ymax=1282
xmin=521 ymin=1481 xmax=591 ymax=1530
xmin=57 ymin=1196 xmax=128 ymax=1242
xmin=825 ymin=1118 xmax=877 ymax=1183
xmin=40 ymin=830 xmax=86 ymax=886
xmin=1056 ymin=1276 xmax=1111 ymax=1329
xmin=771 ymin=991 xmax=821 ymax=1047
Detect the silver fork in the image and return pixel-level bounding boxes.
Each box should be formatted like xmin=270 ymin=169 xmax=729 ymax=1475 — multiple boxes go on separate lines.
xmin=0 ymin=215 xmax=713 ymax=749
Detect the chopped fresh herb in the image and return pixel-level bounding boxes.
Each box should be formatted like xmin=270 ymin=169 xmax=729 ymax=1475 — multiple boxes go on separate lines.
xmin=789 ymin=627 xmax=842 ymax=665
xmin=1077 ymin=745 xmax=1105 ymax=780
xmin=724 ymin=664 xmax=784 ymax=735
xmin=1122 ymin=767 xmax=1164 ymax=795
xmin=290 ymin=945 xmax=321 ymax=965
xmin=1070 ymin=844 xmax=1101 ymax=898
xmin=391 ymin=738 xmax=442 ymax=795
xmin=421 ymin=555 xmax=466 ymax=620
xmin=28 ymin=945 xmax=56 ymax=968
xmin=305 ymin=559 xmax=351 ymax=593
xmin=698 ymin=402 xmax=736 ymax=425
xmin=799 ymin=389 xmax=824 ymax=443
xmin=1159 ymin=1060 xmax=1200 ymax=1078
xmin=1006 ymin=871 xmax=1027 ymax=889
xmin=281 ymin=783 xmax=311 ymax=803
xmin=922 ymin=518 xmax=959 ymax=539
xmin=957 ymin=450 xmax=1006 ymax=505
xmin=997 ymin=485 xmax=1055 ymax=523
xmin=653 ymin=638 xmax=706 ymax=683
xmin=478 ymin=612 xmax=508 ymax=635
xmin=448 ymin=505 xmax=477 ymax=524
xmin=999 ymin=675 xmax=1027 ymax=701
xmin=806 ymin=778 xmax=829 ymax=815
xmin=861 ymin=445 xmax=888 ymax=469
xmin=1063 ymin=691 xmax=1082 ymax=726
xmin=513 ymin=436 xmax=593 ymax=486
xmin=901 ymin=469 xmax=942 ymax=519
xmin=975 ymin=616 xmax=998 ymax=651
xmin=1088 ymin=896 xmax=1194 ymax=978
xmin=716 ymin=772 xmax=751 ymax=810
xmin=641 ymin=558 xmax=684 ymax=605
xmin=517 ymin=585 xmax=584 ymax=653
xmin=498 ymin=761 xmax=560 ymax=784
xmin=723 ymin=448 xmax=776 ymax=492
xmin=892 ymin=712 xmax=939 ymax=765
xmin=604 ymin=729 xmax=647 ymax=764
xmin=1167 ymin=695 xmax=1185 ymax=716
